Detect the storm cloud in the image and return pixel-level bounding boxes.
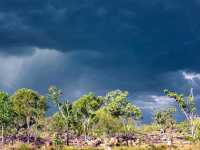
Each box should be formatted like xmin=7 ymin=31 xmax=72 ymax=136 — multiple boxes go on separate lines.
xmin=1 ymin=0 xmax=200 ymax=121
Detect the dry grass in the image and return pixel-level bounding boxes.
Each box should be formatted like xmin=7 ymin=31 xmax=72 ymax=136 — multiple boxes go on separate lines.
xmin=3 ymin=143 xmax=200 ymax=150
xmin=112 ymin=143 xmax=200 ymax=150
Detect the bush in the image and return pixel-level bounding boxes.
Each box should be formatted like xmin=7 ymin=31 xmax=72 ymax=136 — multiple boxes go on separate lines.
xmin=193 ymin=118 xmax=200 ymax=140
xmin=174 ymin=121 xmax=189 ymax=133
xmin=147 ymin=144 xmax=167 ymax=150
xmin=178 ymin=118 xmax=200 ymax=141
xmin=139 ymin=124 xmax=161 ymax=133
xmin=52 ymin=134 xmax=64 ymax=146
xmin=18 ymin=143 xmax=33 ymax=150
xmin=92 ymin=108 xmax=123 ymax=136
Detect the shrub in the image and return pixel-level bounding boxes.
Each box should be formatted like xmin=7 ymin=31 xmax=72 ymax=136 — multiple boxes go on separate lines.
xmin=18 ymin=143 xmax=33 ymax=150
xmin=192 ymin=118 xmax=200 ymax=140
xmin=52 ymin=134 xmax=64 ymax=147
xmin=139 ymin=124 xmax=161 ymax=133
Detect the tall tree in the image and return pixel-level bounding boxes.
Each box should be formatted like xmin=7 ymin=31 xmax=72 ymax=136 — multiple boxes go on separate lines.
xmin=73 ymin=93 xmax=103 ymax=141
xmin=32 ymin=95 xmax=46 ymax=142
xmin=103 ymin=90 xmax=142 ymax=134
xmin=164 ymin=88 xmax=197 ymax=138
xmin=93 ymin=108 xmax=123 ymax=136
xmin=154 ymin=107 xmax=176 ymax=132
xmin=0 ymin=91 xmax=12 ymax=145
xmin=11 ymin=88 xmax=46 ymax=143
xmin=48 ymin=86 xmax=73 ymax=145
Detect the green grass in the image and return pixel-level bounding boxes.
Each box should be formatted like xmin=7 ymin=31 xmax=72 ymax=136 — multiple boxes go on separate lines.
xmin=138 ymin=124 xmax=161 ymax=133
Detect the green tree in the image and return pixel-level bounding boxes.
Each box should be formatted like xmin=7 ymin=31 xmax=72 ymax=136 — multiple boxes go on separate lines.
xmin=104 ymin=90 xmax=141 ymax=118
xmin=103 ymin=90 xmax=142 ymax=134
xmin=73 ymin=93 xmax=103 ymax=141
xmin=11 ymin=88 xmax=46 ymax=143
xmin=154 ymin=107 xmax=176 ymax=132
xmin=93 ymin=108 xmax=123 ymax=136
xmin=48 ymin=112 xmax=66 ymax=146
xmin=0 ymin=91 xmax=12 ymax=145
xmin=50 ymin=112 xmax=66 ymax=133
xmin=32 ymin=95 xmax=46 ymax=141
xmin=48 ymin=86 xmax=74 ymax=145
xmin=164 ymin=88 xmax=197 ymax=138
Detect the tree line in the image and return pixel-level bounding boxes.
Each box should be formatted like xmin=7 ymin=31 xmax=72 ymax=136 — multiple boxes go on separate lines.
xmin=0 ymin=86 xmax=199 ymax=147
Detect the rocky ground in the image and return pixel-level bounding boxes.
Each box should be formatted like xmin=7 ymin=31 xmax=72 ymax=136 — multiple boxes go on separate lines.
xmin=1 ymin=131 xmax=195 ymax=149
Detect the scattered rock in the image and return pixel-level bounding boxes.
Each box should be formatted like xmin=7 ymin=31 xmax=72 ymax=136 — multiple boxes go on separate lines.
xmin=109 ymin=137 xmax=118 ymax=146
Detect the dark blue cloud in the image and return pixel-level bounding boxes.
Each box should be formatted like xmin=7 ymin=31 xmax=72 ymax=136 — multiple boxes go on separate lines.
xmin=0 ymin=0 xmax=199 ymax=52
xmin=1 ymin=0 xmax=200 ymax=121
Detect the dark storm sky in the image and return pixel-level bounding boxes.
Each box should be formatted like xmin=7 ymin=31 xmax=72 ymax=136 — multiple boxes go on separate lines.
xmin=1 ymin=0 xmax=200 ymax=121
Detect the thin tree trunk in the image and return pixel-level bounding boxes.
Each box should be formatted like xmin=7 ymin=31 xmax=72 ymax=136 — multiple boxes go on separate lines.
xmin=183 ymin=110 xmax=190 ymax=121
xmin=66 ymin=131 xmax=69 ymax=146
xmin=86 ymin=117 xmax=91 ymax=142
xmin=26 ymin=117 xmax=30 ymax=144
xmin=1 ymin=125 xmax=3 ymax=146
xmin=83 ymin=117 xmax=90 ymax=142
xmin=66 ymin=103 xmax=70 ymax=146
xmin=35 ymin=124 xmax=37 ymax=142
xmin=183 ymin=110 xmax=196 ymax=138
xmin=190 ymin=119 xmax=195 ymax=138
xmin=168 ymin=127 xmax=173 ymax=150
xmin=65 ymin=121 xmax=69 ymax=146
xmin=84 ymin=120 xmax=87 ymax=142
xmin=123 ymin=118 xmax=127 ymax=135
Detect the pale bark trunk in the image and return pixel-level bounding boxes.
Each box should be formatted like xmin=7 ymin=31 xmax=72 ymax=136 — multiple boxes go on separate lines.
xmin=65 ymin=103 xmax=70 ymax=146
xmin=183 ymin=110 xmax=189 ymax=121
xmin=84 ymin=119 xmax=87 ymax=142
xmin=35 ymin=124 xmax=37 ymax=142
xmin=183 ymin=110 xmax=196 ymax=138
xmin=190 ymin=119 xmax=196 ymax=138
xmin=26 ymin=117 xmax=30 ymax=144
xmin=1 ymin=125 xmax=3 ymax=145
xmin=83 ymin=117 xmax=89 ymax=142
xmin=122 ymin=118 xmax=127 ymax=135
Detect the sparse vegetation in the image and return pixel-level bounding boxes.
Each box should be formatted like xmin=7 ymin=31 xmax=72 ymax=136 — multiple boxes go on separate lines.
xmin=0 ymin=86 xmax=200 ymax=149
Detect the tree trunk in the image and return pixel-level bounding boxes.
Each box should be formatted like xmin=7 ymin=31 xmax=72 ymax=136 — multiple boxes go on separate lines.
xmin=84 ymin=120 xmax=87 ymax=142
xmin=83 ymin=118 xmax=89 ymax=142
xmin=190 ymin=119 xmax=195 ymax=139
xmin=1 ymin=125 xmax=3 ymax=146
xmin=66 ymin=131 xmax=69 ymax=146
xmin=35 ymin=124 xmax=37 ymax=142
xmin=85 ymin=118 xmax=91 ymax=142
xmin=26 ymin=117 xmax=30 ymax=144
xmin=183 ymin=110 xmax=196 ymax=139
xmin=123 ymin=118 xmax=127 ymax=135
